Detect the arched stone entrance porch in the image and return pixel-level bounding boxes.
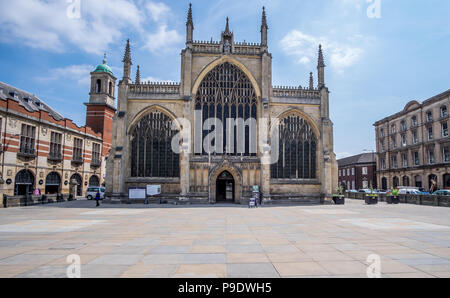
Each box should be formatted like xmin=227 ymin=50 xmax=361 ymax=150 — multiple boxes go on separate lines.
xmin=209 ymin=162 xmax=242 ymax=204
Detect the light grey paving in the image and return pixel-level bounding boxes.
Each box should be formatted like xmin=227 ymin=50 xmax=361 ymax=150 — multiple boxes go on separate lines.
xmin=0 ymin=198 xmax=448 ymax=278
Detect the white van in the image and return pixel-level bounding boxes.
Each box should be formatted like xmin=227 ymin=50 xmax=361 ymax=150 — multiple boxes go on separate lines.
xmin=398 ymin=188 xmax=420 ymax=195
xmin=86 ymin=186 xmax=105 ymax=200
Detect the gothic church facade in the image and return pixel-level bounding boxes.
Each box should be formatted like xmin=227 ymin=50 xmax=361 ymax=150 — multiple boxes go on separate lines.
xmin=106 ymin=5 xmax=338 ymax=204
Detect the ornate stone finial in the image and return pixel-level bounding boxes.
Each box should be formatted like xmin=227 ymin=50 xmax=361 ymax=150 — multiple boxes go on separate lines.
xmin=224 ymin=17 xmax=232 ymax=36
xmin=261 ymin=6 xmax=268 ymax=30
xmin=187 ymin=3 xmax=193 ymax=26
xmin=135 ymin=65 xmax=141 ymax=84
xmin=309 ymin=72 xmax=314 ymax=90
xmin=318 ymin=44 xmax=325 ymax=68
xmin=123 ymin=39 xmax=132 ymax=65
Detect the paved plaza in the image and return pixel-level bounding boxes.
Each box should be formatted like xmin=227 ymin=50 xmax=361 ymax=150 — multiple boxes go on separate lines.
xmin=0 ymin=199 xmax=449 ymax=278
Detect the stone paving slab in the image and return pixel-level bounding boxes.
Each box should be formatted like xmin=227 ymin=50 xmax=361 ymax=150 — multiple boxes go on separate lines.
xmin=0 ymin=199 xmax=449 ymax=278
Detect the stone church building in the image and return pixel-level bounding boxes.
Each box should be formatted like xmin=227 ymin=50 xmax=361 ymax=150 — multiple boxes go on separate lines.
xmin=106 ymin=5 xmax=338 ymax=204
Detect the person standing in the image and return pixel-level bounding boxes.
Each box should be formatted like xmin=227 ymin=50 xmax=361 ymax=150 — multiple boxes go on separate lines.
xmin=95 ymin=191 xmax=101 ymax=207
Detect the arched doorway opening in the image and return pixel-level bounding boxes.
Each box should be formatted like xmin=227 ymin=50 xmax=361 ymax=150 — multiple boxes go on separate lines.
xmin=70 ymin=173 xmax=83 ymax=197
xmin=216 ymin=171 xmax=235 ymax=203
xmin=444 ymin=174 xmax=450 ymax=189
xmin=45 ymin=172 xmax=61 ymax=194
xmin=89 ymin=175 xmax=100 ymax=187
xmin=381 ymin=177 xmax=387 ymax=190
xmin=14 ymin=170 xmax=34 ymax=195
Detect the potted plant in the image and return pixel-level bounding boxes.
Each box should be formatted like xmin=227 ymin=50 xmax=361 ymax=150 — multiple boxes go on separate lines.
xmin=332 ymin=186 xmax=345 ymax=205
xmin=365 ymin=189 xmax=378 ymax=205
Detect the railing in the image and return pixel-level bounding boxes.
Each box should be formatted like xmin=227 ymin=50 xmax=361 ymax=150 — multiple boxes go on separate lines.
xmin=345 ymin=191 xmax=450 ymax=207
xmin=91 ymin=159 xmax=102 ymax=168
xmin=272 ymin=86 xmax=321 ymax=99
xmin=192 ymin=41 xmax=221 ymax=54
xmin=72 ymin=156 xmax=83 ymax=164
xmin=48 ymin=152 xmax=62 ymax=161
xmin=129 ymin=82 xmax=180 ymax=95
xmin=18 ymin=147 xmax=36 ymax=157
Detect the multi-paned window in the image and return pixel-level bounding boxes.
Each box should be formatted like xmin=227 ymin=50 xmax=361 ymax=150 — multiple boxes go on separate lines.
xmin=49 ymin=132 xmax=62 ymax=159
xmin=0 ymin=117 xmax=2 ymax=149
xmin=428 ymin=149 xmax=435 ymax=164
xmin=442 ymin=122 xmax=448 ymax=137
xmin=402 ymin=154 xmax=408 ymax=168
xmin=380 ymin=128 xmax=385 ymax=137
xmin=401 ymin=120 xmax=407 ymax=131
xmin=362 ymin=167 xmax=368 ymax=175
xmin=271 ymin=114 xmax=317 ymax=179
xmin=426 ymin=111 xmax=433 ymax=122
xmin=20 ymin=124 xmax=36 ymax=155
xmin=443 ymin=147 xmax=449 ymax=163
xmin=401 ymin=134 xmax=407 ymax=147
xmin=381 ymin=140 xmax=385 ymax=151
xmin=92 ymin=143 xmax=101 ymax=164
xmin=381 ymin=158 xmax=386 ymax=170
xmin=130 ymin=110 xmax=180 ymax=178
xmin=428 ymin=126 xmax=434 ymax=140
xmin=441 ymin=106 xmax=448 ymax=118
xmin=411 ymin=116 xmax=418 ymax=127
xmin=391 ymin=136 xmax=397 ymax=149
xmin=73 ymin=138 xmax=83 ymax=162
xmin=412 ymin=130 xmax=418 ymax=144
xmin=413 ymin=151 xmax=420 ymax=166
xmin=392 ymin=156 xmax=398 ymax=169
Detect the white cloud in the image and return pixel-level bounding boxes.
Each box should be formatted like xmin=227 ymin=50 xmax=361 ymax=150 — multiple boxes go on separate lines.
xmin=36 ymin=64 xmax=94 ymax=86
xmin=143 ymin=25 xmax=183 ymax=53
xmin=280 ymin=30 xmax=366 ymax=72
xmin=0 ymin=0 xmax=180 ymax=55
xmin=146 ymin=1 xmax=171 ymax=22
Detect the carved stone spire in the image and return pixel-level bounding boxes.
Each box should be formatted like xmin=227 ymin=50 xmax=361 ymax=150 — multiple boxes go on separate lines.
xmin=317 ymin=44 xmax=326 ymax=88
xmin=309 ymin=72 xmax=314 ymax=90
xmin=123 ymin=39 xmax=132 ymax=65
xmin=121 ymin=39 xmax=132 ymax=84
xmin=318 ymin=44 xmax=325 ymax=68
xmin=186 ymin=3 xmax=194 ymax=44
xmin=224 ymin=17 xmax=232 ymax=37
xmin=135 ymin=65 xmax=140 ymax=85
xmin=261 ymin=6 xmax=268 ymax=47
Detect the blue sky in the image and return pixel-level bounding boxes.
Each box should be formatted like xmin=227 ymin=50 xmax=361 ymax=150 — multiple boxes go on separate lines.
xmin=0 ymin=0 xmax=449 ymax=159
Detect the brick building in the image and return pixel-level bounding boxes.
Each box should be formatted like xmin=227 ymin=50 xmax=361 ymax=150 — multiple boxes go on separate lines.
xmin=338 ymin=153 xmax=377 ymax=191
xmin=0 ymin=57 xmax=115 ymax=196
xmin=374 ymin=90 xmax=450 ymax=191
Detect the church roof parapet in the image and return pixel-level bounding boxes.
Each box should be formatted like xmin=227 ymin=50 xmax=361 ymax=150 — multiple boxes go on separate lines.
xmin=129 ymin=82 xmax=180 ymax=95
xmin=272 ymin=86 xmax=321 ymax=99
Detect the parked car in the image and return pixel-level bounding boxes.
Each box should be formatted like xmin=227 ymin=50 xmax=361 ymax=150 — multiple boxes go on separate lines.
xmin=86 ymin=186 xmax=105 ymax=200
xmin=432 ymin=190 xmax=450 ymax=196
xmin=398 ymin=188 xmax=421 ymax=195
xmin=373 ymin=189 xmax=387 ymax=194
xmin=358 ymin=189 xmax=375 ymax=194
xmin=347 ymin=190 xmax=358 ymax=193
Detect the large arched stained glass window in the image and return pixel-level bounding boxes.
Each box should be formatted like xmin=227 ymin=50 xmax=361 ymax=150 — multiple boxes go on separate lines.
xmin=271 ymin=114 xmax=317 ymax=179
xmin=195 ymin=62 xmax=258 ymax=156
xmin=130 ymin=110 xmax=180 ymax=178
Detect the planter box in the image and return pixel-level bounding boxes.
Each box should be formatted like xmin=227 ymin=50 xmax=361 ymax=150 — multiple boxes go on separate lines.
xmin=386 ymin=196 xmax=399 ymax=204
xmin=332 ymin=196 xmax=345 ymax=205
xmin=365 ymin=195 xmax=378 ymax=205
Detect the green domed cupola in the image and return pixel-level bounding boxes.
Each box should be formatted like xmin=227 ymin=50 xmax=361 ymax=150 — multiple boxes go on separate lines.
xmin=93 ymin=54 xmax=113 ymax=75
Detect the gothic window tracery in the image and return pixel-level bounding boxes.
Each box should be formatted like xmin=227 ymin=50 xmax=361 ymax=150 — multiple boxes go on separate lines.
xmin=271 ymin=114 xmax=317 ymax=179
xmin=195 ymin=62 xmax=257 ymax=156
xmin=130 ymin=110 xmax=180 ymax=178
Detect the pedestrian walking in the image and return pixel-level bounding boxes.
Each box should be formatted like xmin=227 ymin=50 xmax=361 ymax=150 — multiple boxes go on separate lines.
xmin=95 ymin=191 xmax=101 ymax=207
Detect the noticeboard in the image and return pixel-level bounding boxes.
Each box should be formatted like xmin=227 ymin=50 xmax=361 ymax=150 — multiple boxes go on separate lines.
xmin=129 ymin=187 xmax=146 ymax=199
xmin=147 ymin=185 xmax=161 ymax=196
